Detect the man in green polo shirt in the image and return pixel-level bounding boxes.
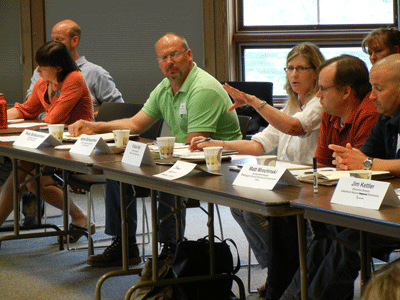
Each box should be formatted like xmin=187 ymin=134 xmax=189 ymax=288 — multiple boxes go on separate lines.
xmin=68 ymin=32 xmax=241 ymax=267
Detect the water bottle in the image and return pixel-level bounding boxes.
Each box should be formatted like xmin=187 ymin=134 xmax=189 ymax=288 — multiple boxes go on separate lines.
xmin=0 ymin=93 xmax=8 ymax=129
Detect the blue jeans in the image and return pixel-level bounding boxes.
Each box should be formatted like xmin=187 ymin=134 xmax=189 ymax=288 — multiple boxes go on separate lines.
xmin=231 ymin=208 xmax=269 ymax=268
xmin=104 ymin=179 xmax=186 ymax=244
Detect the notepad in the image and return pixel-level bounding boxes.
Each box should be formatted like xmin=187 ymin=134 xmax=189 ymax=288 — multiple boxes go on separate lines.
xmin=297 ymin=168 xmax=392 ymax=186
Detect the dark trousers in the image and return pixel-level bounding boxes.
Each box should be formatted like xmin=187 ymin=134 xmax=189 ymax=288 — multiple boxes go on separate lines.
xmin=104 ymin=179 xmax=185 ymax=244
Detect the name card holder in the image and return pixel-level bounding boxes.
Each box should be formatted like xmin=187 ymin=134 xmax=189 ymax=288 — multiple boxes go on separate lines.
xmin=121 ymin=141 xmax=155 ymax=166
xmin=13 ymin=129 xmax=62 ymax=148
xmin=69 ymin=135 xmax=113 ymax=156
xmin=233 ymin=164 xmax=301 ymax=190
xmin=331 ymin=177 xmax=400 ymax=210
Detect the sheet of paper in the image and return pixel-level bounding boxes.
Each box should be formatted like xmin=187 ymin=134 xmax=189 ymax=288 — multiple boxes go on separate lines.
xmin=0 ymin=136 xmax=19 ymax=142
xmin=275 ymin=161 xmax=312 ymax=171
xmin=148 ymin=143 xmax=188 ymax=152
xmin=8 ymin=122 xmax=47 ymax=128
xmin=63 ymin=132 xmax=115 ymax=142
xmin=298 ymin=168 xmax=389 ymax=181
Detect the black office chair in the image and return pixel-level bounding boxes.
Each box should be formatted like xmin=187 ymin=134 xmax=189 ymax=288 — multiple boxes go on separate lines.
xmin=237 ymin=115 xmax=251 ymax=138
xmin=221 ymin=81 xmax=273 ymax=139
xmin=96 ymin=102 xmax=143 ymax=121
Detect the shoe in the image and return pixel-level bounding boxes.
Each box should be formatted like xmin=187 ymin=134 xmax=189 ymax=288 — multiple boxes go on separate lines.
xmin=22 ymin=192 xmax=44 ymax=226
xmin=257 ymin=284 xmax=267 ymax=297
xmin=59 ymin=223 xmax=96 ymax=244
xmin=159 ymin=242 xmax=176 ymax=264
xmin=87 ymin=236 xmax=141 ymax=267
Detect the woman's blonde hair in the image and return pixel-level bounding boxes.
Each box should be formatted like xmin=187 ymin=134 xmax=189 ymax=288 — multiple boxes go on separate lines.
xmin=362 ymin=262 xmax=400 ymax=300
xmin=284 ymin=43 xmax=325 ymax=109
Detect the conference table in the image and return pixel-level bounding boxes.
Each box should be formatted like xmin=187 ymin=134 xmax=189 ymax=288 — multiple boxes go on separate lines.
xmin=291 ymin=177 xmax=400 ymax=299
xmin=5 ymin=124 xmax=396 ymax=300
xmin=93 ymin=156 xmax=340 ymax=300
xmin=0 ymin=124 xmax=123 ymax=252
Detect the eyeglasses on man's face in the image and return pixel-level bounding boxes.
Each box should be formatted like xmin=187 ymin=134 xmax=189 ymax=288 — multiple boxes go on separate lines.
xmin=157 ymin=50 xmax=187 ymax=63
xmin=284 ymin=66 xmax=314 ymax=73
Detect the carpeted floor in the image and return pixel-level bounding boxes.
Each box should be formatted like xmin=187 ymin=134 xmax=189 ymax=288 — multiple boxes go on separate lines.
xmin=0 ymin=185 xmax=364 ymax=300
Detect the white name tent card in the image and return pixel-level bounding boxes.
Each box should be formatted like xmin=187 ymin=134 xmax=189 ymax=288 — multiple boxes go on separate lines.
xmin=331 ymin=177 xmax=400 ymax=210
xmin=154 ymin=160 xmax=197 ymax=180
xmin=153 ymin=160 xmax=221 ymax=181
xmin=13 ymin=129 xmax=62 ymax=148
xmin=233 ymin=164 xmax=301 ymax=190
xmin=69 ymin=134 xmax=113 ymax=156
xmin=121 ymin=141 xmax=155 ymax=166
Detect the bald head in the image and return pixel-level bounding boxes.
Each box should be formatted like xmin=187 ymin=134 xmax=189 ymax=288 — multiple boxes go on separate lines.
xmin=52 ymin=20 xmax=81 ymax=40
xmin=371 ymin=54 xmax=400 ymax=83
xmin=51 ymin=20 xmax=81 ymax=60
xmin=155 ymin=33 xmax=189 ymax=53
xmin=369 ymin=53 xmax=400 ymax=117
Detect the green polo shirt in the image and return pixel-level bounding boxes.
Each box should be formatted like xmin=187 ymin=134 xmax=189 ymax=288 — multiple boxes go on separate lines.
xmin=142 ymin=63 xmax=242 ymax=143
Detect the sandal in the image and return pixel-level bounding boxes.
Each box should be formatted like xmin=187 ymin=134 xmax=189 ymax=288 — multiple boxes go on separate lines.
xmin=69 ymin=185 xmax=86 ymax=195
xmin=59 ymin=223 xmax=96 ymax=243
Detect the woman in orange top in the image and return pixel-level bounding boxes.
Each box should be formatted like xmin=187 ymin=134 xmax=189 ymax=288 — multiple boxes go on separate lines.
xmin=0 ymin=41 xmax=95 ymax=241
xmin=9 ymin=41 xmax=93 ymax=124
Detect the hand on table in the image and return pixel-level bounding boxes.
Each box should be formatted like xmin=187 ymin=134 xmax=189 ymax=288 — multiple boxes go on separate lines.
xmin=68 ymin=120 xmax=96 ymax=136
xmin=328 ymin=143 xmax=367 ymax=170
xmin=188 ymin=136 xmax=221 ymax=151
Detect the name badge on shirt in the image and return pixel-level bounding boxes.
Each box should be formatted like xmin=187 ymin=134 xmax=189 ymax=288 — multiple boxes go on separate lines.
xmin=179 ymin=103 xmax=187 ymax=115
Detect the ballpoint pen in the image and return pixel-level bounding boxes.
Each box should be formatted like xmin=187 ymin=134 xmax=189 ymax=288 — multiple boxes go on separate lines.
xmin=185 ymin=137 xmax=211 ymax=145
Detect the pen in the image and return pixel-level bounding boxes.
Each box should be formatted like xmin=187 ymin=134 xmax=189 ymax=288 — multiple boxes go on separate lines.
xmin=185 ymin=137 xmax=211 ymax=145
xmin=313 ymin=157 xmax=318 ymax=194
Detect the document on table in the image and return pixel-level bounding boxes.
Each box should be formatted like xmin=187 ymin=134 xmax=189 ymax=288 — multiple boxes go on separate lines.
xmin=148 ymin=143 xmax=188 ymax=152
xmin=63 ymin=132 xmax=115 ymax=142
xmin=0 ymin=136 xmax=19 ymax=142
xmin=297 ymin=168 xmax=391 ymax=185
xmin=8 ymin=122 xmax=47 ymax=128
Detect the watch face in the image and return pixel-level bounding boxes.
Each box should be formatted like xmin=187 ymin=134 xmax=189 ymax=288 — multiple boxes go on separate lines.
xmin=363 ymin=159 xmax=372 ymax=170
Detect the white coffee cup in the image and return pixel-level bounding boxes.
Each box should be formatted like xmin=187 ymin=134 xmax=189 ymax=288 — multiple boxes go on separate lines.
xmin=48 ymin=124 xmax=64 ymax=142
xmin=349 ymin=170 xmax=372 ymax=180
xmin=203 ymin=146 xmax=223 ymax=172
xmin=157 ymin=137 xmax=176 ymax=159
xmin=113 ymin=129 xmax=130 ymax=148
xmin=256 ymin=155 xmax=277 ymax=166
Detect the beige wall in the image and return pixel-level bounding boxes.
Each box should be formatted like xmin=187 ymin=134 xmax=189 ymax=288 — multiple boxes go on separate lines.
xmin=0 ymin=0 xmax=205 ymax=104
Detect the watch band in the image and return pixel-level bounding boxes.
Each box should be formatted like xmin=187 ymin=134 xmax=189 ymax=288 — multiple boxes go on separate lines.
xmin=363 ymin=157 xmax=374 ymax=170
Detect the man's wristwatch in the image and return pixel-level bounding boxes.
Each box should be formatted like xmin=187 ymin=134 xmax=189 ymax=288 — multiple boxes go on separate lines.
xmin=363 ymin=157 xmax=374 ymax=170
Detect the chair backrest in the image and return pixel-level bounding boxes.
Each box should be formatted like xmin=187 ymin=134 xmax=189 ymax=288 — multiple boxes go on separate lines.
xmin=96 ymin=102 xmax=143 ymax=122
xmin=221 ymin=81 xmax=273 ymax=135
xmin=140 ymin=119 xmax=164 ymax=140
xmin=237 ymin=115 xmax=251 ymax=139
xmin=96 ymin=102 xmax=163 ymax=140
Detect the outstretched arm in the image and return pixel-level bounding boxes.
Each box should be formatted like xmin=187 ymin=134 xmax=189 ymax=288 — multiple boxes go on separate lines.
xmin=223 ymin=83 xmax=305 ymax=136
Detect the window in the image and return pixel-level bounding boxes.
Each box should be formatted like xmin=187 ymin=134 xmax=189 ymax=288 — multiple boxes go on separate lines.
xmin=227 ymin=0 xmax=399 ymax=98
xmin=242 ymin=45 xmax=373 ymax=97
xmin=242 ymin=0 xmax=395 ymax=26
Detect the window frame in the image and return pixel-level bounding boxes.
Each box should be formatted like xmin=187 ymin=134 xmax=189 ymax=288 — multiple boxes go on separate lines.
xmin=203 ymin=0 xmax=400 ymax=86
